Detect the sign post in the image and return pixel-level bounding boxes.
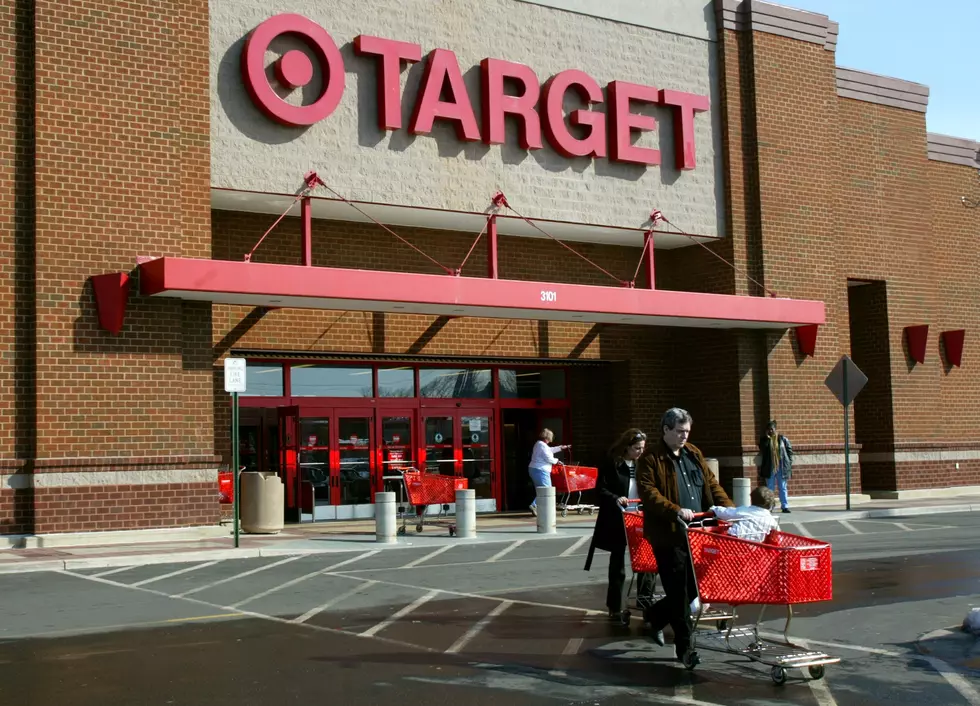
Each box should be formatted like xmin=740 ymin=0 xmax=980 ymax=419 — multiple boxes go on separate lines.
xmin=824 ymin=355 xmax=868 ymax=511
xmin=224 ymin=358 xmax=247 ymax=547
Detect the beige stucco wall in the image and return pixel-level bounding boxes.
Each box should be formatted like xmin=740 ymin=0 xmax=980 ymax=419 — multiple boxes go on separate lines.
xmin=210 ymin=0 xmax=724 ymax=235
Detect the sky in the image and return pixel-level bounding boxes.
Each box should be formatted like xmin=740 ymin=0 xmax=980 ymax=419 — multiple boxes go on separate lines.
xmin=783 ymin=0 xmax=979 ymax=141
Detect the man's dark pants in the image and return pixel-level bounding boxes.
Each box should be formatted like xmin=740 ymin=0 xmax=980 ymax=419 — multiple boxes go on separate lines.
xmin=644 ymin=544 xmax=697 ymax=652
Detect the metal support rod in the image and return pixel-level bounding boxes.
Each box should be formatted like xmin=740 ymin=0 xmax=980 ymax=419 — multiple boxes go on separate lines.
xmin=232 ymin=391 xmax=240 ymax=548
xmin=843 ymin=365 xmax=851 ymax=511
xmin=643 ymin=230 xmax=656 ymax=289
xmin=301 ymin=196 xmax=312 ymax=266
xmin=487 ymin=214 xmax=498 ymax=279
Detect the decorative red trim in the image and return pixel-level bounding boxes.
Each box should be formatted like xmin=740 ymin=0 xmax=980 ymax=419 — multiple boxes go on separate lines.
xmin=90 ymin=272 xmax=131 ymax=335
xmin=904 ymin=324 xmax=929 ymax=364
xmin=941 ymin=329 xmax=965 ymax=367
xmin=139 ymin=257 xmax=825 ymax=329
xmin=795 ymin=324 xmax=818 ymax=357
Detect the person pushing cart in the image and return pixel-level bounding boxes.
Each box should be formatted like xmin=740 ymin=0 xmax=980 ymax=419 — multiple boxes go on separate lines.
xmin=636 ymin=407 xmax=733 ymax=660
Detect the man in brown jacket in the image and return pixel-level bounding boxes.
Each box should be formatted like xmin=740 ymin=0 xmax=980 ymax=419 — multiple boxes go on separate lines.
xmin=637 ymin=407 xmax=734 ymax=662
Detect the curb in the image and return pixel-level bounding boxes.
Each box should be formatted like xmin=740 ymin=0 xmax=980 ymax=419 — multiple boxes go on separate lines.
xmin=785 ymin=504 xmax=980 ymax=523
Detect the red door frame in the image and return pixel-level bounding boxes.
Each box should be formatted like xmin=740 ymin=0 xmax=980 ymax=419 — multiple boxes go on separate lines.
xmin=238 ymin=361 xmax=574 ymax=512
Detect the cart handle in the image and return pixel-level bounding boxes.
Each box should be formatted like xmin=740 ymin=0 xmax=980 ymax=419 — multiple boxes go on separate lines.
xmin=677 ymin=510 xmax=715 ymax=528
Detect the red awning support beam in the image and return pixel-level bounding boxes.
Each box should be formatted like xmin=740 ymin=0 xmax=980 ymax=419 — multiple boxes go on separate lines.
xmin=643 ymin=230 xmax=656 ymax=289
xmin=487 ymin=214 xmax=498 ymax=279
xmin=301 ymin=195 xmax=312 ymax=266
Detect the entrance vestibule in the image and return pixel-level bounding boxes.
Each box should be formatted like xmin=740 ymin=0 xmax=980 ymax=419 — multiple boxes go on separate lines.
xmin=235 ymin=360 xmax=570 ymax=522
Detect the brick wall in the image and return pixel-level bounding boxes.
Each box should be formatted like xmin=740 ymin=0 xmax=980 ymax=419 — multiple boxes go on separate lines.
xmin=714 ymin=21 xmax=980 ymax=494
xmin=0 ymin=0 xmax=221 ymax=533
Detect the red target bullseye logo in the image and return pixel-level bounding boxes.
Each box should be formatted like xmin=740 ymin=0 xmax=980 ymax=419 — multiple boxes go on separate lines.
xmin=241 ymin=14 xmax=346 ymax=127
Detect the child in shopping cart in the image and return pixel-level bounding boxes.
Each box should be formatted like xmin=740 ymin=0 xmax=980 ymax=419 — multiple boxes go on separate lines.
xmin=709 ymin=486 xmax=779 ymax=543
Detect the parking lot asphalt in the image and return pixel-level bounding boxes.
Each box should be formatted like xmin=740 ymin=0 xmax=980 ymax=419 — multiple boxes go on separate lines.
xmin=1 ymin=513 xmax=978 ymax=705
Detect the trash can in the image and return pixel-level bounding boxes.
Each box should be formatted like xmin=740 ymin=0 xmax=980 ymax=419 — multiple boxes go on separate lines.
xmin=240 ymin=472 xmax=284 ymax=534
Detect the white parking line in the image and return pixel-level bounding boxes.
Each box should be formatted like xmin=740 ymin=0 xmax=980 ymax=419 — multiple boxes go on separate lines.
xmin=131 ymin=561 xmax=219 ymax=587
xmin=560 ymin=536 xmax=590 ymax=557
xmin=445 ymin=600 xmax=512 ymax=653
xmin=91 ymin=565 xmax=145 ymax=578
xmin=921 ymin=654 xmax=980 ymax=706
xmin=291 ymin=580 xmax=379 ymax=625
xmin=66 ymin=570 xmax=438 ymax=655
xmin=361 ymin=590 xmax=440 ymax=637
xmin=893 ymin=522 xmax=914 ymax=531
xmin=486 ymin=540 xmax=525 ymax=563
xmin=330 ymin=572 xmax=603 ymax=618
xmin=231 ymin=551 xmax=379 ymax=608
xmin=795 ymin=639 xmax=839 ymax=706
xmin=176 ymin=555 xmax=303 ymax=597
xmin=549 ymin=636 xmax=584 ymax=677
xmin=793 ymin=522 xmax=813 ymax=538
xmin=400 ymin=545 xmax=453 ymax=569
xmin=838 ymin=520 xmax=862 ymax=535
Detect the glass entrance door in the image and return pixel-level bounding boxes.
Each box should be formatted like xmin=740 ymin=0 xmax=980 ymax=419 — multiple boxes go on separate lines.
xmin=336 ymin=413 xmax=373 ymax=515
xmin=378 ymin=410 xmax=416 ymax=497
xmin=461 ymin=413 xmax=494 ymax=502
xmin=290 ymin=407 xmax=377 ymax=521
xmin=422 ymin=410 xmax=497 ymax=512
xmin=423 ymin=415 xmax=456 ymax=476
xmin=298 ymin=416 xmax=333 ymax=520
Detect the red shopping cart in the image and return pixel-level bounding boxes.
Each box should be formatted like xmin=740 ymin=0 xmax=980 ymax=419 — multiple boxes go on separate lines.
xmin=622 ymin=510 xmax=840 ymax=685
xmin=551 ymin=462 xmax=599 ymax=517
xmin=620 ymin=503 xmax=731 ymax=629
xmin=401 ymin=470 xmax=468 ymax=536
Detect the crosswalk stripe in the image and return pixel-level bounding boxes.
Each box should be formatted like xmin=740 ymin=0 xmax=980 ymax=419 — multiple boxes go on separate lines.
xmin=132 ymin=561 xmax=219 ymax=587
xmin=176 ymin=555 xmax=303 ymax=597
xmin=360 ymin=590 xmax=440 ymax=637
xmin=486 ymin=540 xmax=524 ymax=562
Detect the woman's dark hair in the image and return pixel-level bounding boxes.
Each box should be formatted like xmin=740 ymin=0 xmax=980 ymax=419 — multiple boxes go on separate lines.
xmin=608 ymin=428 xmax=647 ymax=460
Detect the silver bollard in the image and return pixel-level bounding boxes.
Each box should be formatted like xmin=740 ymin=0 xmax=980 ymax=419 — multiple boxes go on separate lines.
xmin=535 ymin=486 xmax=557 ymax=534
xmin=733 ymin=477 xmax=751 ymax=508
xmin=455 ymin=488 xmax=476 ymax=538
xmin=375 ymin=491 xmax=397 ymax=544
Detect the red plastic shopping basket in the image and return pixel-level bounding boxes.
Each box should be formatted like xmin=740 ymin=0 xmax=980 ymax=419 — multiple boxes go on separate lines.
xmin=403 ymin=471 xmax=468 ymax=507
xmin=689 ymin=526 xmax=832 ymax=605
xmin=551 ymin=464 xmax=599 ymax=493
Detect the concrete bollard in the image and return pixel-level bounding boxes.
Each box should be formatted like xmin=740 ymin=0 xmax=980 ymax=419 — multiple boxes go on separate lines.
xmin=733 ymin=477 xmax=751 ymax=508
xmin=455 ymin=488 xmax=476 ymax=538
xmin=535 ymin=486 xmax=557 ymax=534
xmin=704 ymin=458 xmax=720 ymax=483
xmin=375 ymin=491 xmax=397 ymax=544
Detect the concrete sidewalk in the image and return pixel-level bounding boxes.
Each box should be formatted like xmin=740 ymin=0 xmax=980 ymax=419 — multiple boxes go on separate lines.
xmin=1 ymin=494 xmax=978 ymax=575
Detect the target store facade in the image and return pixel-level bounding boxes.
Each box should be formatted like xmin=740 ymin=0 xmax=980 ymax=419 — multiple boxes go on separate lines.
xmin=0 ymin=0 xmax=977 ymax=537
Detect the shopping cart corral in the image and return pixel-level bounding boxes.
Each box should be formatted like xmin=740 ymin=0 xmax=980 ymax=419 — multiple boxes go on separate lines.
xmin=622 ymin=509 xmax=840 ymax=685
xmin=399 ymin=469 xmax=468 ymax=536
xmin=551 ymin=462 xmax=599 ymax=517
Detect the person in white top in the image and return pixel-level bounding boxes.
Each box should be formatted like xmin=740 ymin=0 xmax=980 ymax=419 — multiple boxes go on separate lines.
xmin=709 ymin=486 xmax=779 ymax=543
xmin=528 ymin=428 xmax=569 ymax=516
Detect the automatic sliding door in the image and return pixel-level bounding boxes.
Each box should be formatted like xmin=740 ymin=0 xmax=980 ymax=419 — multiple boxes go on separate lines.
xmin=423 ymin=415 xmax=456 ymax=476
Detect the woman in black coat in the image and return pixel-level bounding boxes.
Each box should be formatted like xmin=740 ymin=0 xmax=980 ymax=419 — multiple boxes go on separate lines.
xmin=584 ymin=428 xmax=655 ymax=621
